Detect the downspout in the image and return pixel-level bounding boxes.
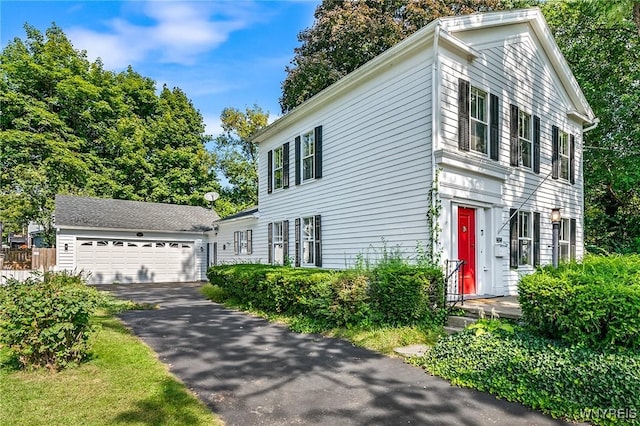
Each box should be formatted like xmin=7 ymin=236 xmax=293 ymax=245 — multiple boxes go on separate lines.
xmin=583 ymin=117 xmax=599 ymax=133
xmin=430 ymin=22 xmax=442 ymax=264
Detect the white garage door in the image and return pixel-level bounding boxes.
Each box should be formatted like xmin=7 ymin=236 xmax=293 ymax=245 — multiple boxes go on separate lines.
xmin=76 ymin=239 xmax=195 ymax=284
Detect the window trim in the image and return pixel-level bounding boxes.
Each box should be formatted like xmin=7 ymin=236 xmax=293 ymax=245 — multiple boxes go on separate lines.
xmin=559 ymin=218 xmax=570 ymax=262
xmin=273 ymin=146 xmax=284 ymax=190
xmin=559 ymin=130 xmax=570 ymax=181
xmin=470 ymin=86 xmax=489 ymax=155
xmin=272 ymin=221 xmax=284 ymax=265
xmin=519 ymin=111 xmax=533 ymax=169
xmin=518 ymin=211 xmax=533 ymax=267
xmin=301 ymin=216 xmax=316 ymax=265
xmin=301 ymin=130 xmax=315 ymax=182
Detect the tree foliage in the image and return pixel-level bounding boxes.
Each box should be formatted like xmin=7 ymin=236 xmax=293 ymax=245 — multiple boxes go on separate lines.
xmin=0 ymin=24 xmax=221 ymax=243
xmin=280 ymin=0 xmax=537 ymax=113
xmin=213 ymin=105 xmax=268 ymax=210
xmin=542 ymin=1 xmax=640 ymax=253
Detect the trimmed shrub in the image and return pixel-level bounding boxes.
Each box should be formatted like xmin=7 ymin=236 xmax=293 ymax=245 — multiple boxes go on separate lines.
xmin=0 ymin=271 xmax=101 ymax=370
xmin=370 ymin=264 xmax=444 ymax=325
xmin=206 ymin=262 xmax=444 ymax=328
xmin=519 ymin=255 xmax=640 ymax=350
xmin=415 ymin=327 xmax=640 ymax=425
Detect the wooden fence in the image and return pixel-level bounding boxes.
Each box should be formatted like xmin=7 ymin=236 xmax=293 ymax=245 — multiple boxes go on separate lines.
xmin=0 ymin=248 xmax=56 ymax=271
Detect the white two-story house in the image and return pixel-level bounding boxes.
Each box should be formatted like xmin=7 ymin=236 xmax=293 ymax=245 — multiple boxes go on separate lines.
xmin=210 ymin=8 xmax=596 ymax=297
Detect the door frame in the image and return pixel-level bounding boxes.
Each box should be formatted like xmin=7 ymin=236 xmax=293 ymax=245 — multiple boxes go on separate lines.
xmin=457 ymin=207 xmax=477 ymax=295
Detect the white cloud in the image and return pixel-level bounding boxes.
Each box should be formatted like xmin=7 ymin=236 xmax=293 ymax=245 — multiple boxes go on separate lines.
xmin=67 ymin=1 xmax=258 ymax=69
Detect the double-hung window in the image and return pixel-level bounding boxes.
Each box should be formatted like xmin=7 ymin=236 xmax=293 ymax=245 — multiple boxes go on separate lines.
xmin=559 ymin=218 xmax=570 ymax=261
xmin=273 ymin=146 xmax=283 ymax=190
xmin=519 ymin=111 xmax=532 ymax=169
xmin=302 ymin=131 xmax=315 ymax=181
xmin=272 ymin=221 xmax=284 ymax=265
xmin=559 ymin=131 xmax=570 ymax=180
xmin=518 ymin=211 xmax=532 ymax=266
xmin=470 ymin=87 xmax=488 ymax=154
xmin=302 ymin=216 xmax=315 ymax=265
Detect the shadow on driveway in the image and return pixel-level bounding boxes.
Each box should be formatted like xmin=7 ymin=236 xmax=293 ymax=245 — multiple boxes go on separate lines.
xmin=102 ymin=282 xmax=568 ymax=426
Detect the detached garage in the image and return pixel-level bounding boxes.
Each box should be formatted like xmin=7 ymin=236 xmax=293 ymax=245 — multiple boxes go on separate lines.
xmin=55 ymin=195 xmax=219 ymax=284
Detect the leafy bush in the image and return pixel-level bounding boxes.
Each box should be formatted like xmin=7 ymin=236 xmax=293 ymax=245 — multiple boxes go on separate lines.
xmin=414 ymin=327 xmax=640 ymax=425
xmin=200 ymin=284 xmax=228 ymax=303
xmin=519 ymin=255 xmax=640 ymax=349
xmin=206 ymin=261 xmax=444 ymax=328
xmin=370 ymin=264 xmax=443 ymax=325
xmin=0 ymin=271 xmax=101 ymax=370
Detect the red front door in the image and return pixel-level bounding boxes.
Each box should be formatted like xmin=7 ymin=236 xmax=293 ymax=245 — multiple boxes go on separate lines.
xmin=457 ymin=207 xmax=476 ymax=295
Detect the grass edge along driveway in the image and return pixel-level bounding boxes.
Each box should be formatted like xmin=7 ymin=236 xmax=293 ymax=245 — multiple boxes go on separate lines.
xmin=0 ymin=309 xmax=223 ymax=426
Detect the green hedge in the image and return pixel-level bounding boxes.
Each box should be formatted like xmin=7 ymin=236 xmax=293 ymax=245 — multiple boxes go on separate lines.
xmin=0 ymin=272 xmax=101 ymax=370
xmin=518 ymin=255 xmax=640 ymax=350
xmin=415 ymin=326 xmax=640 ymax=425
xmin=206 ymin=263 xmax=444 ymax=328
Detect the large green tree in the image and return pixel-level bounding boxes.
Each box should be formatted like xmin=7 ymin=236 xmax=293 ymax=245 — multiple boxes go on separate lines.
xmin=0 ymin=24 xmax=221 ymax=244
xmin=213 ymin=105 xmax=268 ymax=210
xmin=280 ymin=0 xmax=536 ymax=113
xmin=543 ymin=1 xmax=640 ymax=253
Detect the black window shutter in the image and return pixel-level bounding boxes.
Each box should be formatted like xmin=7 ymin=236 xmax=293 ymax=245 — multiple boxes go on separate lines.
xmin=570 ymin=134 xmax=576 ymax=185
xmin=490 ymin=94 xmax=499 ymax=161
xmin=458 ymin=79 xmax=470 ymax=152
xmin=314 ymin=215 xmax=322 ymax=267
xmin=267 ymin=223 xmax=273 ymax=264
xmin=510 ymin=104 xmax=519 ymax=167
xmin=533 ymin=116 xmax=541 ymax=174
xmin=267 ymin=150 xmax=273 ymax=193
xmin=510 ymin=208 xmax=518 ymax=269
xmin=233 ymin=231 xmax=239 ymax=255
xmin=247 ymin=229 xmax=252 ymax=255
xmin=552 ymin=125 xmax=559 ymax=179
xmin=533 ymin=212 xmax=540 ymax=267
xmin=283 ymin=220 xmax=289 ymax=263
xmin=570 ymin=218 xmax=577 ymax=261
xmin=283 ymin=142 xmax=290 ymax=188
xmin=294 ymin=136 xmax=301 ymax=185
xmin=314 ymin=126 xmax=323 ymax=179
xmin=294 ymin=218 xmax=301 ymax=267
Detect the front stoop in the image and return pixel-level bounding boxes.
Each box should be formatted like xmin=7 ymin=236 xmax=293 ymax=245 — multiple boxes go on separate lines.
xmin=444 ymin=315 xmax=478 ymax=335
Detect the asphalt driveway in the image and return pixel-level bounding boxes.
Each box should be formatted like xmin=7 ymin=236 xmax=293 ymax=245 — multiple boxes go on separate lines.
xmin=103 ymin=282 xmax=567 ymax=426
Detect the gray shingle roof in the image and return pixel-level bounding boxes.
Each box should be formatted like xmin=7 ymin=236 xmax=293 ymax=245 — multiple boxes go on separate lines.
xmin=55 ymin=195 xmax=219 ymax=232
xmin=217 ymin=206 xmax=259 ymax=222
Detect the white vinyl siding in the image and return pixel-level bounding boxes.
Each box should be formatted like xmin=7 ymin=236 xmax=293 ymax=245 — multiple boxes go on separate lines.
xmin=439 ymin=26 xmax=584 ymax=295
xmin=258 ymin=47 xmax=434 ymax=268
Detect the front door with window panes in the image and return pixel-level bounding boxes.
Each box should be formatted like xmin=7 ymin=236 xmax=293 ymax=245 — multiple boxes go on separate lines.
xmin=470 ymin=87 xmax=488 ymax=154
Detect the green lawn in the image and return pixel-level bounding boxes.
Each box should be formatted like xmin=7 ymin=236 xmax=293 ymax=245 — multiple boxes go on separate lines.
xmin=0 ymin=311 xmax=222 ymax=426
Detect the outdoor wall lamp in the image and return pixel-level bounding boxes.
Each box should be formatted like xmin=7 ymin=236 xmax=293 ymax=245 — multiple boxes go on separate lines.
xmin=213 ymin=224 xmax=219 ymax=235
xmin=550 ymin=208 xmax=561 ymax=268
xmin=64 ymin=243 xmax=69 ymax=252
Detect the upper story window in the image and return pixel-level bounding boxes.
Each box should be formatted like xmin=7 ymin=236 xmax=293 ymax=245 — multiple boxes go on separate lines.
xmin=552 ymin=126 xmax=575 ymax=184
xmin=510 ymin=105 xmax=540 ymax=173
xmin=302 ymin=131 xmax=315 ymax=181
xmin=267 ymin=143 xmax=289 ymax=194
xmin=470 ymin=87 xmax=488 ymax=154
xmin=519 ymin=111 xmax=532 ymax=169
xmin=559 ymin=131 xmax=570 ymax=180
xmin=273 ymin=146 xmax=284 ymax=190
xmin=295 ymin=126 xmax=323 ymax=185
xmin=458 ymin=79 xmax=499 ymax=161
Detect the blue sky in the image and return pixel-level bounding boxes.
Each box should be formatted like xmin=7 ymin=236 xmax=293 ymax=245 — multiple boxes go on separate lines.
xmin=0 ymin=0 xmax=320 ymax=137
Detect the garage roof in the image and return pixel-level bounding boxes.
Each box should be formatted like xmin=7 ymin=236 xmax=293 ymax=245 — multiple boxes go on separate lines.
xmin=55 ymin=195 xmax=220 ymax=232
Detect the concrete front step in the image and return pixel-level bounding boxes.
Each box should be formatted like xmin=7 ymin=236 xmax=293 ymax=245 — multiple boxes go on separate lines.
xmin=447 ymin=315 xmax=478 ymax=329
